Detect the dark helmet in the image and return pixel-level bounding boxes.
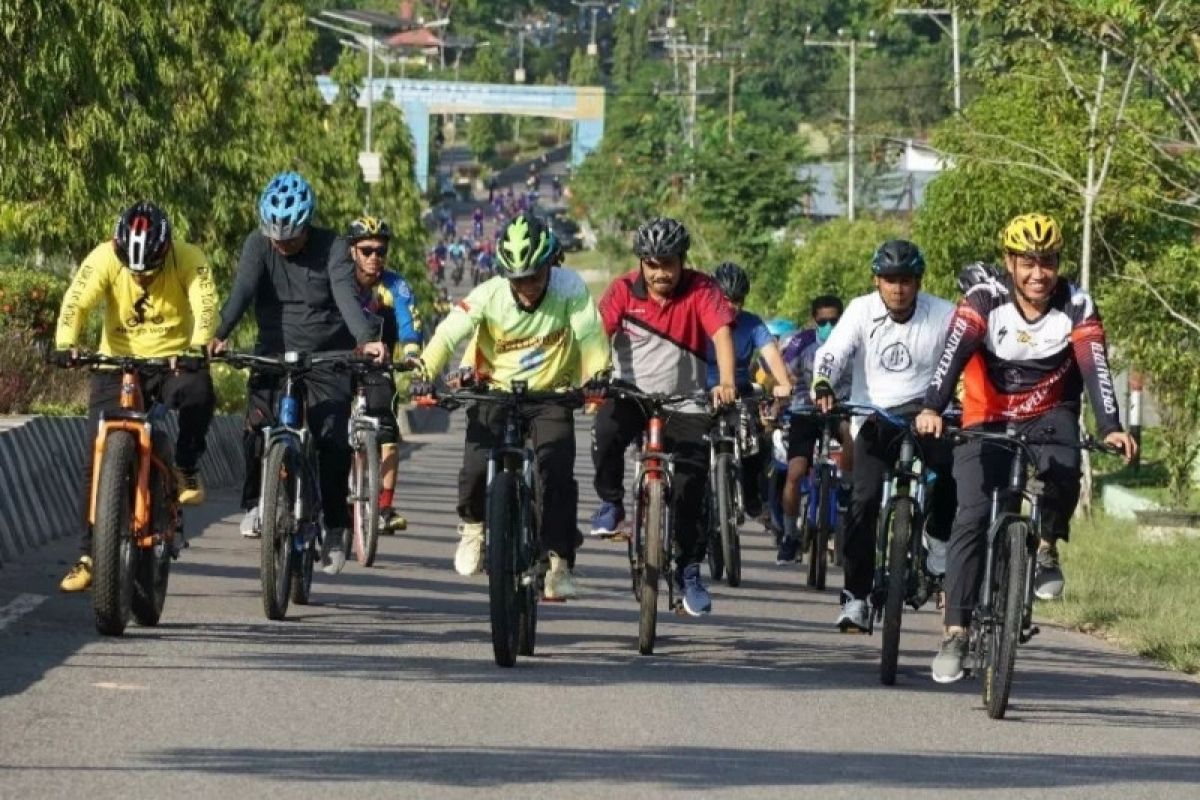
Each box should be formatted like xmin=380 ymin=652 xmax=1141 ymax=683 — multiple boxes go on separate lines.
xmin=113 ymin=201 xmax=172 ymax=273
xmin=546 ymin=230 xmax=565 ymax=266
xmin=633 ymin=216 xmax=690 ymax=261
xmin=346 ymin=215 xmax=392 ymax=242
xmin=712 ymin=261 xmax=750 ymax=302
xmin=957 ymin=261 xmax=1001 ymax=295
xmin=496 ymin=212 xmax=554 ymax=279
xmin=871 ymin=239 xmax=926 ymax=277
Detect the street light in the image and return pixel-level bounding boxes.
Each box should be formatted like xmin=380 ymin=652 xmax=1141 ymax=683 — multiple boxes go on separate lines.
xmin=494 ymin=18 xmax=528 ymax=83
xmin=894 ymin=5 xmax=961 ymax=110
xmin=573 ymin=1 xmax=617 ymax=57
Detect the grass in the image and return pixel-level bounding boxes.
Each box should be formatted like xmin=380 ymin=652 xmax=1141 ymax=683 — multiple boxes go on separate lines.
xmin=1036 ymin=514 xmax=1200 ymax=674
xmin=563 ymin=248 xmax=626 ymax=300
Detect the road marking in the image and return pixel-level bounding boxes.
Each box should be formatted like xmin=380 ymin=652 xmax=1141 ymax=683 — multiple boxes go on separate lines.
xmin=0 ymin=593 xmax=48 ymax=632
xmin=92 ymin=682 xmax=146 ymax=691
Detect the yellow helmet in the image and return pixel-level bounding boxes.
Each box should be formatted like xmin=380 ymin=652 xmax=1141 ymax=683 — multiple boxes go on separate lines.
xmin=346 ymin=215 xmax=392 ymax=241
xmin=1002 ymin=213 xmax=1063 ymax=256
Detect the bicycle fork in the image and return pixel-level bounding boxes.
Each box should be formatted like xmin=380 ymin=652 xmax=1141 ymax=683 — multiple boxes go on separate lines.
xmin=632 ymin=416 xmax=676 ymax=609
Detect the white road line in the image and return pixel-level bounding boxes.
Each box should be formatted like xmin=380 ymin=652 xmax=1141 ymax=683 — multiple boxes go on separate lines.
xmin=0 ymin=593 xmax=48 ymax=632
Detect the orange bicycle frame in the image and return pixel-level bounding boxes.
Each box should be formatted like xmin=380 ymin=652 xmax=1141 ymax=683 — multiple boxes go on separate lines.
xmin=87 ymin=370 xmax=158 ymax=544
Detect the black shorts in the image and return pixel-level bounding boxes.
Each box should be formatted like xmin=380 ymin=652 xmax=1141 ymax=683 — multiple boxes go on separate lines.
xmin=786 ymin=414 xmax=822 ymax=462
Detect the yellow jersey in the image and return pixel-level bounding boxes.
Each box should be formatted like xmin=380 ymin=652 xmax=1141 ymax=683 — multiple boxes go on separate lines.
xmin=55 ymin=241 xmax=218 ymax=357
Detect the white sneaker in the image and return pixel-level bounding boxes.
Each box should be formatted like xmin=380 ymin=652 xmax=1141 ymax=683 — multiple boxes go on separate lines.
xmin=924 ymin=533 xmax=948 ymax=576
xmin=544 ymin=553 xmax=578 ymax=600
xmin=240 ymin=506 xmax=260 ymax=539
xmin=836 ymin=591 xmax=870 ymax=633
xmin=322 ymin=528 xmax=347 ymax=575
xmin=454 ymin=522 xmax=485 ymax=576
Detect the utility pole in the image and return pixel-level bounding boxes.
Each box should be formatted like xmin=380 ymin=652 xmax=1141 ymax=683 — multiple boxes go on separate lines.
xmin=894 ymin=5 xmax=961 ymax=110
xmin=804 ymin=28 xmax=876 ymax=221
xmin=661 ymin=40 xmax=714 ymax=154
xmin=495 ymin=17 xmax=530 ymax=143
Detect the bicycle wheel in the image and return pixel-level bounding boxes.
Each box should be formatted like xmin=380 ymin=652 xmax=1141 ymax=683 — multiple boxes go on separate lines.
xmin=290 ymin=535 xmax=315 ymax=606
xmin=352 ymin=431 xmax=383 ymax=567
xmin=880 ymin=498 xmax=915 ymax=686
xmin=487 ymin=471 xmax=521 ymax=667
xmin=706 ymin=487 xmax=725 ymax=582
xmin=638 ymin=480 xmax=665 ymax=655
xmin=517 ymin=581 xmax=538 ymax=657
xmin=807 ymin=468 xmax=832 ymax=591
xmin=260 ymin=442 xmax=297 ymax=620
xmin=715 ymin=455 xmax=741 ymax=587
xmin=132 ymin=457 xmax=173 ymax=627
xmin=92 ymin=431 xmax=138 ymax=636
xmin=984 ymin=521 xmax=1029 ymax=719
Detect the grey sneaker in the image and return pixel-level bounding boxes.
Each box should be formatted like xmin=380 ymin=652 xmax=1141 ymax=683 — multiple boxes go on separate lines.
xmin=544 ymin=553 xmax=578 ymax=600
xmin=239 ymin=506 xmax=260 ymax=539
xmin=836 ymin=591 xmax=869 ymax=633
xmin=322 ymin=528 xmax=347 ymax=575
xmin=932 ymin=631 xmax=969 ymax=683
xmin=924 ymin=533 xmax=948 ymax=576
xmin=1034 ymin=545 xmax=1064 ymax=600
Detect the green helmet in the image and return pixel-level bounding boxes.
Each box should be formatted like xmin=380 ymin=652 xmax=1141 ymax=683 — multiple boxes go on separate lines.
xmin=496 ymin=213 xmax=553 ymax=279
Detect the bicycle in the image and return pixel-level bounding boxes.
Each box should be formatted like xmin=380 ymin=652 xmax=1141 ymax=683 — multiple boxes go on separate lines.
xmin=607 ymin=385 xmax=710 ymax=655
xmin=787 ymin=407 xmax=856 ymax=591
xmin=417 ymin=379 xmax=584 ymax=667
xmin=53 ymin=352 xmax=190 ymax=636
xmin=704 ymin=396 xmax=760 ymax=588
xmin=948 ymin=424 xmax=1121 ymax=718
xmin=216 ymin=350 xmax=356 ymax=620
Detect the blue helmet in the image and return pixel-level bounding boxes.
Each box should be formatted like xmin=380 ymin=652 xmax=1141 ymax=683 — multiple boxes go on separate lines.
xmin=765 ymin=318 xmax=798 ymax=337
xmin=258 ymin=171 xmax=315 ymax=240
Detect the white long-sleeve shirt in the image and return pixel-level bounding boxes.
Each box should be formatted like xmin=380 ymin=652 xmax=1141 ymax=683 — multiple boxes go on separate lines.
xmin=813 ymin=290 xmax=956 ymax=411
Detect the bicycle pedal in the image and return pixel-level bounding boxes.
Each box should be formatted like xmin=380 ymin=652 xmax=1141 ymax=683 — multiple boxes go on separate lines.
xmin=541 ymin=595 xmax=567 ymax=604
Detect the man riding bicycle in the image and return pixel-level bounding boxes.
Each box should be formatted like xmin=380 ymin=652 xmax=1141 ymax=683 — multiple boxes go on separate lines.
xmin=347 ymin=215 xmax=422 ymax=533
xmin=812 ymin=240 xmax=958 ymax=633
xmin=777 ymin=294 xmax=852 ymax=565
xmin=56 ymin=201 xmax=219 ymax=592
xmin=208 ymin=171 xmax=385 ymax=576
xmin=590 ymin=217 xmax=738 ymax=616
xmin=706 ymin=262 xmax=793 ymax=522
xmin=413 ymin=212 xmax=610 ymax=600
xmin=915 ymin=213 xmax=1136 ymax=683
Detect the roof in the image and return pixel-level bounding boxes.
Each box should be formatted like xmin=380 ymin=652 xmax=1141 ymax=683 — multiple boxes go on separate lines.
xmin=319 ymin=9 xmax=405 ymax=32
xmin=385 ymin=28 xmax=444 ymax=48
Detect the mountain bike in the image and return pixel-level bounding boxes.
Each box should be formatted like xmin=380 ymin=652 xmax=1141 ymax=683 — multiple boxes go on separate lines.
xmin=949 ymin=425 xmax=1122 ymax=718
xmin=216 ymin=350 xmax=353 ymax=620
xmin=788 ymin=407 xmax=855 ymax=591
xmin=704 ymin=402 xmax=744 ymax=587
xmin=418 ymin=380 xmax=584 ymax=667
xmin=607 ymin=386 xmax=709 ymax=655
xmin=54 ymin=353 xmax=190 ymax=636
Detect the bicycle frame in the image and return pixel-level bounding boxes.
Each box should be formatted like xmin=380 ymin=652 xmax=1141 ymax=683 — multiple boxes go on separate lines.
xmin=483 ymin=393 xmax=539 ymax=584
xmin=632 ymin=407 xmax=676 ymax=599
xmin=706 ymin=407 xmax=743 ymax=516
xmin=976 ymin=438 xmax=1040 ymax=639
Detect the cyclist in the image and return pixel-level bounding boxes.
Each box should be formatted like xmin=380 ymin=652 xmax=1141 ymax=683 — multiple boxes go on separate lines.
xmin=812 ymin=240 xmax=958 ymax=633
xmin=777 ymin=294 xmax=854 ymax=565
xmin=56 ymin=201 xmax=218 ymax=592
xmin=208 ymin=171 xmax=385 ymax=576
xmin=412 ymin=212 xmax=610 ymax=600
xmin=430 ymin=287 xmax=454 ymax=334
xmin=915 ymin=213 xmax=1136 ymax=683
xmin=347 ymin=215 xmax=422 ymax=533
xmin=707 ymin=262 xmax=793 ymax=522
xmin=590 ymin=217 xmax=738 ymax=617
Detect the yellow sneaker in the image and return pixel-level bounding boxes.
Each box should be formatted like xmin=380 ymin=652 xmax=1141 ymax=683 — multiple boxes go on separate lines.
xmin=174 ymin=468 xmax=206 ymax=505
xmin=60 ymin=556 xmax=93 ymax=592
xmin=379 ymin=507 xmax=407 ymax=533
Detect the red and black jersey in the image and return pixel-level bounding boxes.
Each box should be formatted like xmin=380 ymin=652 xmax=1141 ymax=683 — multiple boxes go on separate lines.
xmin=599 ymin=268 xmax=735 ymax=409
xmin=923 ymin=273 xmax=1122 ymax=434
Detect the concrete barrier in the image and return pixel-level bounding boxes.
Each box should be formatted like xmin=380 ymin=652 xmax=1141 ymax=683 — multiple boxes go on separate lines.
xmin=0 ymin=415 xmax=244 ymax=567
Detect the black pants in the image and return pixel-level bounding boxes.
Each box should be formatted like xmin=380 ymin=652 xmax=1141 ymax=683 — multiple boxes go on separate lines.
xmin=592 ymin=398 xmax=710 ymax=567
xmin=943 ymin=406 xmax=1081 ymax=627
xmin=355 ymin=371 xmax=400 ymax=445
xmin=78 ymin=368 xmax=215 ymax=553
xmin=241 ymin=365 xmax=352 ymax=530
xmin=843 ymin=408 xmax=956 ymax=600
xmin=458 ymin=401 xmax=579 ymax=561
xmin=731 ymin=398 xmax=766 ymax=518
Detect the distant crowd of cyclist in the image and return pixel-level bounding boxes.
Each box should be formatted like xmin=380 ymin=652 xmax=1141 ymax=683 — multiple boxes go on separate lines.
xmin=50 ymin=165 xmax=1134 ymax=684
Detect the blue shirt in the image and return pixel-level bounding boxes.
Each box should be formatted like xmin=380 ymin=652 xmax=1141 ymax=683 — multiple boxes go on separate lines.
xmin=706 ymin=310 xmax=774 ymax=389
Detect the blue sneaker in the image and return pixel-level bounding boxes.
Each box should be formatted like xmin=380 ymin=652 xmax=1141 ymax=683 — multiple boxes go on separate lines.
xmin=679 ymin=562 xmax=712 ymax=616
xmin=589 ymin=501 xmax=624 ymax=537
xmin=775 ymin=535 xmax=799 ymax=565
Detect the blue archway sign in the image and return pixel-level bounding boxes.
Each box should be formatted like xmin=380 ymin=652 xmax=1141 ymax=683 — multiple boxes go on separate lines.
xmin=316 ymin=76 xmax=605 ymax=192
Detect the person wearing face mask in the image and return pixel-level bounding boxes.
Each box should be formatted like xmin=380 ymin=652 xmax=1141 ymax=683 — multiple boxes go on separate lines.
xmin=776 ymin=295 xmax=852 ymax=565
xmin=811 ymin=240 xmax=959 ymax=633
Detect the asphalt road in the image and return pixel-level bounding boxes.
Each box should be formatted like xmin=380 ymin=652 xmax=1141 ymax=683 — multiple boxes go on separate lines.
xmin=1 ymin=407 xmax=1198 ymax=799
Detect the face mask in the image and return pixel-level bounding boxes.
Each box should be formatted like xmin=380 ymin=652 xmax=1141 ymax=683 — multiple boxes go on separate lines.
xmin=816 ymin=320 xmax=836 ymax=343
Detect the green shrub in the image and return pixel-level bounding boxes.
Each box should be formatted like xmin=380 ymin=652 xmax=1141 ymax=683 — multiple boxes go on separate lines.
xmin=0 ymin=268 xmax=68 ymax=340
xmin=210 ymin=362 xmax=248 ymax=416
xmin=0 ymin=328 xmax=88 ymax=414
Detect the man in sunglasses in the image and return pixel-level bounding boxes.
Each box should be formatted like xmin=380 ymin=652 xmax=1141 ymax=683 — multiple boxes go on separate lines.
xmin=209 ymin=172 xmax=385 ymax=576
xmin=56 ymin=201 xmax=219 ymax=592
xmin=346 ymin=215 xmax=422 ymax=533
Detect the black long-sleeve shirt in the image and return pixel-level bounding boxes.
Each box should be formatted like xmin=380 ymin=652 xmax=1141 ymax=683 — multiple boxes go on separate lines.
xmin=215 ymin=227 xmax=376 ymax=354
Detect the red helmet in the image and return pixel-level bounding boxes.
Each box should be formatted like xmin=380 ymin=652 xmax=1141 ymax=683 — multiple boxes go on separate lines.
xmin=114 ymin=201 xmax=171 ymax=273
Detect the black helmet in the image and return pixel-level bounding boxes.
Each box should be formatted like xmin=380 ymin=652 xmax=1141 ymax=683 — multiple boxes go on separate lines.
xmin=871 ymin=239 xmax=926 ymax=277
xmin=957 ymin=261 xmax=1001 ymax=295
xmin=496 ymin=212 xmax=554 ymax=279
xmin=546 ymin=230 xmax=565 ymax=266
xmin=346 ymin=215 xmax=392 ymax=242
xmin=113 ymin=201 xmax=172 ymax=273
xmin=633 ymin=216 xmax=690 ymax=261
xmin=712 ymin=261 xmax=750 ymax=302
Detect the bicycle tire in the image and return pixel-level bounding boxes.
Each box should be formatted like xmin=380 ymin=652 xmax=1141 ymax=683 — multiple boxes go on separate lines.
xmin=880 ymin=498 xmax=915 ymax=686
xmin=638 ymin=480 xmax=665 ymax=656
xmin=517 ymin=582 xmax=538 ymax=657
xmin=352 ymin=432 xmax=383 ymax=567
xmin=807 ymin=467 xmax=832 ymax=591
xmin=132 ymin=457 xmax=173 ymax=627
xmin=706 ymin=490 xmax=725 ymax=582
xmin=290 ymin=538 xmax=315 ymax=605
xmin=715 ymin=455 xmax=741 ymax=587
xmin=487 ymin=471 xmax=521 ymax=667
xmin=984 ymin=521 xmax=1029 ymax=719
xmin=260 ymin=442 xmax=297 ymax=620
xmin=92 ymin=431 xmax=137 ymax=636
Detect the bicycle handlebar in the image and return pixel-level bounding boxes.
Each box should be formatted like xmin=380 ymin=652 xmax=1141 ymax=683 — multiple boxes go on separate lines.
xmin=50 ymin=351 xmax=205 ymax=372
xmin=214 ymin=350 xmax=400 ymax=375
xmin=947 ymin=425 xmax=1126 ymax=458
xmin=415 ymin=381 xmax=585 ymax=411
xmin=606 ymin=385 xmax=712 ymax=410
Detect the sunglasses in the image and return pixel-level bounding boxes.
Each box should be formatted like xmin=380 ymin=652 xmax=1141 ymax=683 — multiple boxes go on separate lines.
xmin=357 ymin=245 xmax=388 ymax=258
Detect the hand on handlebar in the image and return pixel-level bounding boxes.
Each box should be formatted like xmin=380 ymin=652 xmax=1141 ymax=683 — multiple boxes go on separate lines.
xmin=771 ymin=382 xmax=792 ymax=400
xmin=206 ymin=338 xmax=228 ymax=358
xmin=914 ymin=408 xmax=944 ymax=438
xmin=711 ymin=383 xmax=737 ymax=408
xmin=582 ymin=372 xmax=609 ymax=403
xmin=445 ymin=366 xmax=477 ymax=390
xmin=358 ymin=340 xmax=387 ymax=364
xmin=1104 ymin=430 xmax=1138 ymax=464
xmin=812 ymin=380 xmax=835 ymax=413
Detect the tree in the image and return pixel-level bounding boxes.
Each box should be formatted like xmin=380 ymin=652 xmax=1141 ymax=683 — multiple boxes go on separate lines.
xmin=568 ymin=47 xmax=601 ymax=86
xmin=465 ymin=45 xmax=511 ymax=161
